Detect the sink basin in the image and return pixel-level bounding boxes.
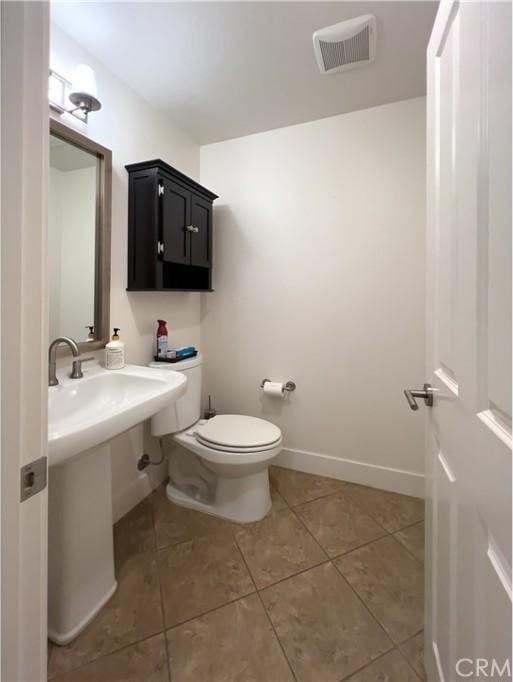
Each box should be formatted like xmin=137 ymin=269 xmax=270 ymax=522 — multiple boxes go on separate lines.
xmin=47 ymin=361 xmax=186 ymax=645
xmin=48 ymin=363 xmax=186 ymax=466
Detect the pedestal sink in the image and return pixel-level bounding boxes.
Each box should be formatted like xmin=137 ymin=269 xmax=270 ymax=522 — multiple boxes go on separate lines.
xmin=47 ymin=363 xmax=186 ymax=645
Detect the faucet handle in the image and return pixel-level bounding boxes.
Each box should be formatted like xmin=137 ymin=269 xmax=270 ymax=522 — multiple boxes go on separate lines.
xmin=69 ymin=355 xmax=97 ymax=379
xmin=70 ymin=359 xmax=84 ymax=380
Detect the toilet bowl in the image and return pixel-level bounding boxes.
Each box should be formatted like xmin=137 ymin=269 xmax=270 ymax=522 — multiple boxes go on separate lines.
xmin=149 ymin=355 xmax=282 ymax=522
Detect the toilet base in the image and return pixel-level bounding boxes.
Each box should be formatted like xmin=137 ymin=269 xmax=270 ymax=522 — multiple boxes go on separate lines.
xmin=166 ymin=468 xmax=272 ymax=523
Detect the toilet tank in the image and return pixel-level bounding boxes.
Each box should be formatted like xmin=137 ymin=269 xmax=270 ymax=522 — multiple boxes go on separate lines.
xmin=149 ymin=354 xmax=202 ymax=437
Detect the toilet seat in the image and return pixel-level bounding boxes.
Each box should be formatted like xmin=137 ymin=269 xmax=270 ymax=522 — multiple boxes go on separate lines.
xmin=194 ymin=414 xmax=281 ymax=450
xmin=174 ymin=418 xmax=282 ymax=466
xmin=194 ymin=435 xmax=281 ymax=454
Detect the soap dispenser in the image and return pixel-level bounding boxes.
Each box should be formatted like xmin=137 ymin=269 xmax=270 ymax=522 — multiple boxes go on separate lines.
xmin=105 ymin=327 xmax=125 ymax=370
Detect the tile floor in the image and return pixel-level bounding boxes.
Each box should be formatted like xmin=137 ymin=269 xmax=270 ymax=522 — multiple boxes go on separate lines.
xmin=48 ymin=466 xmax=426 ymax=682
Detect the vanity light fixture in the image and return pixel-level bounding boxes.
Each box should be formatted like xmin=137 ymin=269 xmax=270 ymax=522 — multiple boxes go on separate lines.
xmin=48 ymin=64 xmax=102 ymax=122
xmin=69 ymin=64 xmax=102 ymax=120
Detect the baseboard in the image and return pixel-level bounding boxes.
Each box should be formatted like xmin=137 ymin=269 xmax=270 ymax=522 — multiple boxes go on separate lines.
xmin=275 ymin=447 xmax=425 ymax=498
xmin=113 ymin=445 xmax=425 ymax=521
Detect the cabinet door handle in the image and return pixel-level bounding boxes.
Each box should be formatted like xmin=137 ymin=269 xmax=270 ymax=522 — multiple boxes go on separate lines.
xmin=157 ymin=241 xmax=164 ymax=254
xmin=186 ymin=225 xmax=199 ymax=233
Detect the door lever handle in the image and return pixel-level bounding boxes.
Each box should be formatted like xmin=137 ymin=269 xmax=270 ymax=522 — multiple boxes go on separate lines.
xmin=404 ymin=383 xmax=434 ymax=410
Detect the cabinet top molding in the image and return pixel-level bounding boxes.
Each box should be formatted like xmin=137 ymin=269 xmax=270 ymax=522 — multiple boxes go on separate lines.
xmin=125 ymin=159 xmax=218 ymax=202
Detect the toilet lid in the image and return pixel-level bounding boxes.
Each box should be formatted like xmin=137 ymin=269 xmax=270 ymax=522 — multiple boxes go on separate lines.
xmin=195 ymin=415 xmax=281 ymax=449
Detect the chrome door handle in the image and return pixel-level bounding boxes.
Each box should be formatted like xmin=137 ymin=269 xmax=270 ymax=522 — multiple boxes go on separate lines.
xmin=404 ymin=383 xmax=434 ymax=410
xmin=186 ymin=225 xmax=199 ymax=233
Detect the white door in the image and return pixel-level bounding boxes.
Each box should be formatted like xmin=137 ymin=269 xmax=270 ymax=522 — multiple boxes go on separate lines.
xmin=1 ymin=3 xmax=50 ymax=680
xmin=424 ymin=1 xmax=512 ymax=680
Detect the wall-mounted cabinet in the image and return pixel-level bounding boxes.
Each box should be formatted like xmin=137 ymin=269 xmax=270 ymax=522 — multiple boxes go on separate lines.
xmin=126 ymin=159 xmax=218 ymax=291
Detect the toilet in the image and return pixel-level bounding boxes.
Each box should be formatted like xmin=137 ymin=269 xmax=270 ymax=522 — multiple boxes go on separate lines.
xmin=149 ymin=354 xmax=282 ymax=523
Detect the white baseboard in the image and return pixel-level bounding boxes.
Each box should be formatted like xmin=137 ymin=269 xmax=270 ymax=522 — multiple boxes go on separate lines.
xmin=275 ymin=447 xmax=425 ymax=498
xmin=113 ymin=445 xmax=424 ymax=522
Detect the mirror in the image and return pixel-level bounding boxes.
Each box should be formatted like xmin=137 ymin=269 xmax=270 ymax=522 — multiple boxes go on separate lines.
xmin=48 ymin=119 xmax=111 ymax=351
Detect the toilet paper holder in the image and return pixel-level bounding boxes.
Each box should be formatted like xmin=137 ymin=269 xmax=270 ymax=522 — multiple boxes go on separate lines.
xmin=260 ymin=379 xmax=297 ymax=392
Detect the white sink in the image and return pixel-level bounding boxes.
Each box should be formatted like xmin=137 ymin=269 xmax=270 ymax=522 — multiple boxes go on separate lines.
xmin=47 ymin=361 xmax=186 ymax=646
xmin=48 ymin=363 xmax=186 ymax=466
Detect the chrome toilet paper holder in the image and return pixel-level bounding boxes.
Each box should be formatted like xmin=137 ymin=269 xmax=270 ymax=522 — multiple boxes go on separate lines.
xmin=260 ymin=379 xmax=297 ymax=392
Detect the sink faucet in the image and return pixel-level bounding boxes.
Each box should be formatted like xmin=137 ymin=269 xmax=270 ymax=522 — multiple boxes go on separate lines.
xmin=48 ymin=337 xmax=83 ymax=387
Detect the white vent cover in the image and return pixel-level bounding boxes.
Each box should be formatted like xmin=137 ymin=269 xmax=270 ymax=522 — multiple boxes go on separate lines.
xmin=313 ymin=15 xmax=376 ymax=75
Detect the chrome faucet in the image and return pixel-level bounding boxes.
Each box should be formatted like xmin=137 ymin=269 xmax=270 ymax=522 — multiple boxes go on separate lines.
xmin=48 ymin=337 xmax=83 ymax=387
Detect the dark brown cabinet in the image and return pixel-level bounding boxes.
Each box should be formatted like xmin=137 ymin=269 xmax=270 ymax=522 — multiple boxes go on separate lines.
xmin=126 ymin=159 xmax=217 ymax=291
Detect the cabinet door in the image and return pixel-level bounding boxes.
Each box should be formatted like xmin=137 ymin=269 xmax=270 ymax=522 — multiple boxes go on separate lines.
xmin=160 ymin=178 xmax=190 ymax=265
xmin=190 ymin=195 xmax=212 ymax=268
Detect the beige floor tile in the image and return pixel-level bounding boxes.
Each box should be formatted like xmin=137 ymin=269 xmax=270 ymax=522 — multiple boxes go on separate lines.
xmin=395 ymin=522 xmax=425 ymax=563
xmin=235 ymin=508 xmax=327 ymax=588
xmin=345 ymin=649 xmax=420 ymax=682
xmin=335 ymin=536 xmax=424 ymax=644
xmin=167 ymin=593 xmax=294 ymax=682
xmin=151 ymin=485 xmax=235 ymax=549
xmin=261 ymin=562 xmax=392 ymax=682
xmin=114 ymin=499 xmax=155 ymax=564
xmin=51 ymin=634 xmax=169 ymax=682
xmin=346 ymin=484 xmax=424 ymax=533
xmin=48 ymin=552 xmax=164 ymax=678
xmin=271 ymin=484 xmax=288 ymax=510
xmin=399 ymin=632 xmax=426 ymax=680
xmin=50 ymin=479 xmax=427 ymax=682
xmin=295 ymin=492 xmax=387 ymax=557
xmin=158 ymin=531 xmax=254 ymax=627
xmin=270 ymin=466 xmax=346 ymax=506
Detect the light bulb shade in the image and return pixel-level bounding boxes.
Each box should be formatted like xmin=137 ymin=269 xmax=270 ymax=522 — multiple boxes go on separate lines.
xmin=69 ymin=64 xmax=101 ymax=115
xmin=71 ymin=64 xmax=97 ymax=98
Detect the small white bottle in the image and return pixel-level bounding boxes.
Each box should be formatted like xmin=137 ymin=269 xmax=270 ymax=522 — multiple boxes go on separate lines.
xmin=105 ymin=327 xmax=125 ymax=370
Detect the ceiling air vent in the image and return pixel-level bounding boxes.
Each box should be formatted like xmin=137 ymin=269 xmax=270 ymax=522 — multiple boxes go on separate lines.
xmin=313 ymin=15 xmax=376 ymax=75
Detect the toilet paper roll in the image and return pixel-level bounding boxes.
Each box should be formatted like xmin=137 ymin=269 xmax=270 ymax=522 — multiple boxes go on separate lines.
xmin=263 ymin=381 xmax=284 ymax=397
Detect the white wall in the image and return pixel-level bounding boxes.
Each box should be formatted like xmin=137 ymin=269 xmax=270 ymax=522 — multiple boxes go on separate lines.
xmin=50 ymin=23 xmax=426 ymax=507
xmin=51 ymin=24 xmax=201 ymax=519
xmin=200 ymin=98 xmax=426 ymax=496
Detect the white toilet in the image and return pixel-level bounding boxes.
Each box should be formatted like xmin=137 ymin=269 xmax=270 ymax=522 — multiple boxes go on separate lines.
xmin=149 ymin=354 xmax=282 ymax=523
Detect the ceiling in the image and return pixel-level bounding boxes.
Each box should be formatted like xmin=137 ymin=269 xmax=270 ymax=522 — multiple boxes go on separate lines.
xmin=51 ymin=1 xmax=438 ymax=145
